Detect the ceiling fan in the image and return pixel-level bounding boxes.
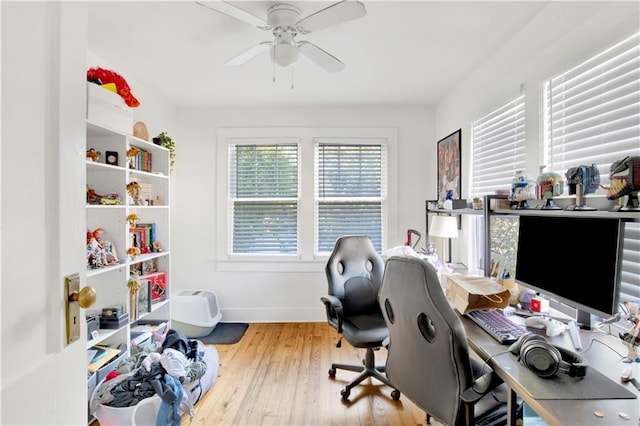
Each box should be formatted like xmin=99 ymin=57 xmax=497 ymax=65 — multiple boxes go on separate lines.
xmin=196 ymin=0 xmax=367 ymax=72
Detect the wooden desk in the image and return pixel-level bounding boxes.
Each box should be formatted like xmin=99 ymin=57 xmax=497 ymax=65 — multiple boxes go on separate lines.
xmin=461 ymin=315 xmax=640 ymax=426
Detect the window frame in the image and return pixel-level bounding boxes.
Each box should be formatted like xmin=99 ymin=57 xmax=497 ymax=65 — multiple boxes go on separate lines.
xmin=216 ymin=127 xmax=398 ymax=272
xmin=315 ymin=139 xmax=388 ymax=255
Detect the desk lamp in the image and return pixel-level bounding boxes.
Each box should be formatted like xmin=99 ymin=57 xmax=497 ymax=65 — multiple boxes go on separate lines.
xmin=428 ymin=215 xmax=458 ymax=264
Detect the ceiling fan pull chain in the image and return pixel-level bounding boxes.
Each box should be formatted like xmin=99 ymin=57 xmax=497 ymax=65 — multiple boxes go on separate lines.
xmin=271 ymin=44 xmax=278 ymax=83
xmin=291 ymin=66 xmax=294 ymax=90
xmin=272 ymin=47 xmax=276 ymax=83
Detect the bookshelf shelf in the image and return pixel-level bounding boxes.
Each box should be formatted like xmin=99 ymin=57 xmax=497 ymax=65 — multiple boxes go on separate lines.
xmin=85 ymin=120 xmax=171 ymax=422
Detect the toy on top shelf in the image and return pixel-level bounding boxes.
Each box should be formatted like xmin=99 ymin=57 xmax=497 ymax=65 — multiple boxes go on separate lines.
xmin=564 ymin=164 xmax=599 ymax=211
xmin=536 ymin=166 xmax=564 ymax=210
xmin=510 ymin=171 xmax=537 ymax=210
xmin=606 ymin=156 xmax=640 ymax=211
xmin=87 ymin=67 xmax=140 ymax=108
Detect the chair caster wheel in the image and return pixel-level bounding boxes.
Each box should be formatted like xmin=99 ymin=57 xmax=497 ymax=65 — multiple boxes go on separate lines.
xmin=328 ymin=368 xmax=336 ymax=378
xmin=341 ymin=388 xmax=350 ymax=401
xmin=391 ymin=389 xmax=401 ymax=401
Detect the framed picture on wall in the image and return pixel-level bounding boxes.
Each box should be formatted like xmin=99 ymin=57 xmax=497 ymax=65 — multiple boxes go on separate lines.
xmin=436 ymin=129 xmax=462 ymax=201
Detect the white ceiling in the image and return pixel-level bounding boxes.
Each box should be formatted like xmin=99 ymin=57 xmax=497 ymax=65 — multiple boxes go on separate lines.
xmin=87 ymin=1 xmax=550 ymax=108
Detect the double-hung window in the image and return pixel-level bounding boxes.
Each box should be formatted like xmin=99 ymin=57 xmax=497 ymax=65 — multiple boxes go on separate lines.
xmin=229 ymin=140 xmax=299 ymax=255
xmin=218 ymin=127 xmax=397 ymax=266
xmin=315 ymin=140 xmax=387 ymax=253
xmin=543 ymin=31 xmax=640 ymax=307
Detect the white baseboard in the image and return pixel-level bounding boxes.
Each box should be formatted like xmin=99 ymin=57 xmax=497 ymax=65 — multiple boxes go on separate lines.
xmin=218 ymin=307 xmax=326 ymax=323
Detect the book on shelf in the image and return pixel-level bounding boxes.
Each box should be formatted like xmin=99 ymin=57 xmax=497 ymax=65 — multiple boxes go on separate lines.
xmin=142 ymin=272 xmax=166 ymax=303
xmin=130 ymin=146 xmax=152 ymax=173
xmin=129 ymin=222 xmax=156 ymax=253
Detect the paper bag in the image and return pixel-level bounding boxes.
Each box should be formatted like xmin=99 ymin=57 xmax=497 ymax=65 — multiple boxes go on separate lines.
xmin=446 ymin=275 xmax=510 ymax=315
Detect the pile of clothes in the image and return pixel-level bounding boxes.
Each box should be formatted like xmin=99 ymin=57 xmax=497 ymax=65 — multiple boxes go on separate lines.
xmin=90 ymin=329 xmax=207 ymax=426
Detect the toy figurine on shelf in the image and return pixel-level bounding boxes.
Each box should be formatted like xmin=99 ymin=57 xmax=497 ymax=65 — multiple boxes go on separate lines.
xmin=127 ymin=247 xmax=141 ymax=260
xmin=126 ymin=214 xmax=139 ymax=227
xmin=511 ymin=171 xmax=536 ymax=209
xmin=86 ymin=148 xmax=101 ymax=162
xmin=86 ymin=228 xmax=118 ymax=269
xmin=606 ymin=156 xmax=640 ymax=211
xmin=127 ymin=275 xmax=141 ymax=321
xmin=126 ymin=181 xmax=141 ymax=205
xmin=126 ymin=146 xmax=141 ymax=169
xmin=536 ymin=166 xmax=564 ymax=210
xmin=443 ymin=189 xmax=454 ymax=210
xmin=565 ymin=164 xmax=599 ymax=211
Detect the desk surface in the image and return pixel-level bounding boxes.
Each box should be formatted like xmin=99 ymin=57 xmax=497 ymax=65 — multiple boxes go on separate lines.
xmin=462 ymin=314 xmax=640 ymax=426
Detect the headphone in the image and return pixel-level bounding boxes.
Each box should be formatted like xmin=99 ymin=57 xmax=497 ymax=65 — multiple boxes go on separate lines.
xmin=509 ymin=333 xmax=588 ymax=378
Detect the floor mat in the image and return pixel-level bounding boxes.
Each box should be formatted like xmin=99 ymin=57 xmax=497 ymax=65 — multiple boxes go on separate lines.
xmin=198 ymin=322 xmax=249 ymax=345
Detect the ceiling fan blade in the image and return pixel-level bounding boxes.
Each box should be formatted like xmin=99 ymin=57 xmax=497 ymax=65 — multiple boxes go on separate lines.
xmin=297 ymin=41 xmax=345 ymax=73
xmin=226 ymin=41 xmax=272 ymax=67
xmin=296 ymin=0 xmax=366 ymax=34
xmin=196 ymin=1 xmax=270 ymax=30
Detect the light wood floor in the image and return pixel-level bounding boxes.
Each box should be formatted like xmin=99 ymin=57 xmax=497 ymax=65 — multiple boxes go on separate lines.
xmin=183 ymin=322 xmax=441 ymax=426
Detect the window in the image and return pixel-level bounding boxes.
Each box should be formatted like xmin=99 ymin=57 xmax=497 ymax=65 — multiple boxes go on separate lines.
xmin=543 ymin=31 xmax=639 ymax=186
xmin=217 ymin=128 xmax=397 ymax=268
xmin=315 ymin=140 xmax=387 ymax=253
xmin=229 ymin=141 xmax=299 ymax=254
xmin=543 ymin=31 xmax=639 ymax=308
xmin=469 ymin=95 xmax=526 ymax=270
xmin=470 ymin=95 xmax=526 ymax=198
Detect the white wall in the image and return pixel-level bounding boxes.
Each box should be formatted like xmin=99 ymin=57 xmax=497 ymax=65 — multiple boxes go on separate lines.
xmin=172 ymin=106 xmax=433 ymax=321
xmin=437 ymin=1 xmax=639 ymax=264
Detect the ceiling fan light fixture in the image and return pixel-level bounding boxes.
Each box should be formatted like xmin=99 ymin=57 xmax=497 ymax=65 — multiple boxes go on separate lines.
xmin=198 ymin=0 xmax=367 ymax=73
xmin=270 ymin=43 xmax=299 ymax=67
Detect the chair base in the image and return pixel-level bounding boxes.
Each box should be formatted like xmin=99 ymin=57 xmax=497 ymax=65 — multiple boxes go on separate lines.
xmin=329 ymin=347 xmax=400 ymax=401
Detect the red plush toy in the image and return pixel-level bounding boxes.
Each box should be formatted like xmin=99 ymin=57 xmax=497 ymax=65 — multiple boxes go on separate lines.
xmin=87 ymin=67 xmax=140 ymax=107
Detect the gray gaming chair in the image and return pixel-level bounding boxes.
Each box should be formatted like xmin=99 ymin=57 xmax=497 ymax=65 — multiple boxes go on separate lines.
xmin=379 ymin=256 xmax=509 ymax=426
xmin=321 ymin=235 xmax=400 ymax=402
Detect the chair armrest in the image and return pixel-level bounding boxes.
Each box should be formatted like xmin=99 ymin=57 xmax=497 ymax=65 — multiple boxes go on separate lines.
xmin=320 ymin=295 xmax=343 ymax=333
xmin=460 ymin=371 xmax=504 ymax=404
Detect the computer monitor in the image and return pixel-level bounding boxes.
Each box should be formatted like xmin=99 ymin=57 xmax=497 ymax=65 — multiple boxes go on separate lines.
xmin=515 ymin=215 xmax=624 ymax=320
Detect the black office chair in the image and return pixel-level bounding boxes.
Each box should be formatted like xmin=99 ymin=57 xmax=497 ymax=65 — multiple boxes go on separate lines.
xmin=379 ymin=256 xmax=510 ymax=426
xmin=321 ymin=235 xmax=400 ymax=402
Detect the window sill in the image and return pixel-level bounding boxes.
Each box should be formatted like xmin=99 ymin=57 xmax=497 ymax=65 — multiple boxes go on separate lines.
xmin=216 ymin=257 xmax=329 ymax=273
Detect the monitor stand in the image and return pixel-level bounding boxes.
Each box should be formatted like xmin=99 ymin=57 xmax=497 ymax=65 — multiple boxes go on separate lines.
xmin=576 ymin=309 xmax=593 ymax=330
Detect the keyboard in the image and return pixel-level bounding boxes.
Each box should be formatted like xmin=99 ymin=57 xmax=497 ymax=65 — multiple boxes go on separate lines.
xmin=466 ymin=310 xmax=528 ymax=344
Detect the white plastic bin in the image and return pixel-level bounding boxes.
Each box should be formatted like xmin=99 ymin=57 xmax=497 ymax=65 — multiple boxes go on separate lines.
xmin=91 ymin=377 xmax=161 ymax=426
xmin=171 ymin=290 xmax=222 ymax=338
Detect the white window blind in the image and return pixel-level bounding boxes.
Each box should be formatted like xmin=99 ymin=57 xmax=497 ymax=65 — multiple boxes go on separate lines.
xmin=469 ymin=96 xmax=526 ymax=271
xmin=544 ymin=31 xmax=640 ymax=186
xmin=229 ymin=143 xmax=299 ymax=254
xmin=315 ymin=140 xmax=387 ymax=253
xmin=471 ymin=95 xmax=526 ymax=198
xmin=544 ymin=31 xmax=640 ymax=308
